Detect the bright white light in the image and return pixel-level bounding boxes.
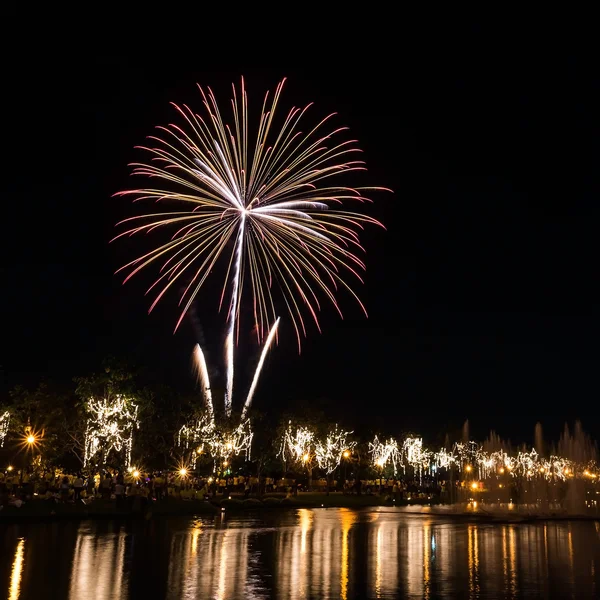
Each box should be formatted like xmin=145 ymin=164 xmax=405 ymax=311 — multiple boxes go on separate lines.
xmin=84 ymin=394 xmax=139 ymax=468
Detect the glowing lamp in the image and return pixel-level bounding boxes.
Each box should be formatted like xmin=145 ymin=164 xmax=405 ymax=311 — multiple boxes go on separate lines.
xmin=27 ymin=435 xmax=36 ymax=444
xmin=465 ymin=465 xmax=472 ymax=472
xmin=133 ymin=470 xmax=140 ymax=478
xmin=343 ymin=450 xmax=350 ymax=458
xmin=471 ymin=482 xmax=478 ymax=490
xmin=179 ymin=468 xmax=188 ymax=476
xmin=7 ymin=465 xmax=13 ymax=471
xmin=303 ymin=454 xmax=310 ymax=463
xmin=499 ymin=468 xmax=505 ymax=474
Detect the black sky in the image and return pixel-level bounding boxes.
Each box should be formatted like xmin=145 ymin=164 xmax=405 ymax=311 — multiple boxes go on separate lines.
xmin=3 ymin=28 xmax=599 ymax=444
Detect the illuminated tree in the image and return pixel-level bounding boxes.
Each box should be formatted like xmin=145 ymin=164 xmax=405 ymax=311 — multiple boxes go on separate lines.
xmin=75 ymin=359 xmax=142 ymax=469
xmin=0 ymin=410 xmax=9 ymax=447
xmin=178 ymin=411 xmax=252 ymax=473
xmin=315 ymin=425 xmax=356 ymax=493
xmin=84 ymin=394 xmax=139 ymax=468
xmin=278 ymin=421 xmax=316 ymax=489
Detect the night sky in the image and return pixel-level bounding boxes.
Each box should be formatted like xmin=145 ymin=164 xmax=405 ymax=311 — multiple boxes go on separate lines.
xmin=3 ymin=31 xmax=599 ymax=445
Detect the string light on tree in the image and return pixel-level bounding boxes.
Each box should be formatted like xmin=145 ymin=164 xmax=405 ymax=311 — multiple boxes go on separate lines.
xmin=368 ymin=436 xmax=401 ymax=475
xmin=278 ymin=422 xmax=315 ymax=465
xmin=84 ymin=394 xmax=139 ymax=468
xmin=366 ymin=431 xmax=599 ymax=484
xmin=0 ymin=411 xmax=9 ymax=447
xmin=314 ymin=426 xmax=356 ymax=475
xmin=178 ymin=412 xmax=253 ymax=471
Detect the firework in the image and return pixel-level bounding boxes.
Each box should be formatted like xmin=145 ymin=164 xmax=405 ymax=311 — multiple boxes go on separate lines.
xmin=241 ymin=317 xmax=280 ymax=420
xmin=192 ymin=344 xmax=214 ymax=420
xmin=84 ymin=395 xmax=139 ymax=468
xmin=114 ymin=78 xmax=389 ymax=415
xmin=0 ymin=411 xmax=9 ymax=447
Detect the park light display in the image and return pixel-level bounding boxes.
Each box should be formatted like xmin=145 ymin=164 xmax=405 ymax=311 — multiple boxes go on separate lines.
xmin=278 ymin=422 xmax=315 ymax=466
xmin=83 ymin=394 xmax=139 ymax=468
xmin=369 ymin=436 xmax=401 ymax=474
xmin=178 ymin=412 xmax=253 ymax=471
xmin=367 ymin=433 xmax=599 ymax=483
xmin=0 ymin=411 xmax=9 ymax=447
xmin=314 ymin=425 xmax=356 ymax=475
xmin=116 ymin=78 xmax=389 ymax=466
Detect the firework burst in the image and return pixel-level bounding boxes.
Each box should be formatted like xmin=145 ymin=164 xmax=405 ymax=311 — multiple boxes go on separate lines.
xmin=115 ymin=78 xmax=388 ymax=421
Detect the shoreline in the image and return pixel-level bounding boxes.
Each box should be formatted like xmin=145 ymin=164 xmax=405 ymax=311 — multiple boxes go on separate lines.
xmin=1 ymin=495 xmax=598 ymax=524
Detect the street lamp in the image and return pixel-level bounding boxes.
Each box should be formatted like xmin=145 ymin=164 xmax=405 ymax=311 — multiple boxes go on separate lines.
xmin=342 ymin=450 xmax=350 ymax=483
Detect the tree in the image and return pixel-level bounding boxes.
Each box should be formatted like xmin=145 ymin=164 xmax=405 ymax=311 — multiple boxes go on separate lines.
xmin=75 ymin=358 xmax=144 ymax=470
xmin=6 ymin=382 xmax=79 ymax=469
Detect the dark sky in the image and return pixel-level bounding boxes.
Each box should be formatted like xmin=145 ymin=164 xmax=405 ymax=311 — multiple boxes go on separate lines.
xmin=3 ymin=29 xmax=599 ymax=445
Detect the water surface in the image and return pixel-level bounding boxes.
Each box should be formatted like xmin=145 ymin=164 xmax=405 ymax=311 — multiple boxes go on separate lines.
xmin=1 ymin=508 xmax=599 ymax=599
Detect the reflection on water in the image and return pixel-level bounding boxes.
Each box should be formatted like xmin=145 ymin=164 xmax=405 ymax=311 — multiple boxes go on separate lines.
xmin=166 ymin=518 xmax=264 ymax=599
xmin=69 ymin=525 xmax=128 ymax=599
xmin=9 ymin=538 xmax=24 ymax=600
xmin=0 ymin=509 xmax=599 ymax=599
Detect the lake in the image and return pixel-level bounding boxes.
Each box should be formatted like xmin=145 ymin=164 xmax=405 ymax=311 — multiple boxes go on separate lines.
xmin=1 ymin=508 xmax=599 ymax=599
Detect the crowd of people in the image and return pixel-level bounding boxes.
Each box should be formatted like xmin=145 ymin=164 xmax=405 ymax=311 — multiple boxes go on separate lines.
xmin=0 ymin=467 xmax=279 ymax=509
xmin=1 ymin=466 xmax=456 ymax=511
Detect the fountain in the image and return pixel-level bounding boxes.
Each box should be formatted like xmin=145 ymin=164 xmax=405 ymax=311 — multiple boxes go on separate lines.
xmin=461 ymin=419 xmax=470 ymax=444
xmin=558 ymin=421 xmax=598 ymax=514
xmin=534 ymin=422 xmax=545 ymax=458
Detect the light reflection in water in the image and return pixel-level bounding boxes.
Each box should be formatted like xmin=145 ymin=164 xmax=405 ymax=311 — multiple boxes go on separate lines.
xmin=508 ymin=525 xmax=517 ymax=596
xmin=68 ymin=526 xmax=128 ymax=599
xmin=339 ymin=508 xmax=358 ymax=600
xmin=166 ymin=517 xmax=264 ymax=599
xmin=369 ymin=513 xmax=401 ymax=598
xmin=9 ymin=539 xmax=25 ymax=600
xmin=467 ymin=524 xmax=480 ymax=598
xmin=3 ymin=509 xmax=599 ymax=599
xmin=423 ymin=522 xmax=432 ymax=599
xmin=274 ymin=508 xmax=359 ymax=599
xmin=407 ymin=518 xmax=424 ymax=597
